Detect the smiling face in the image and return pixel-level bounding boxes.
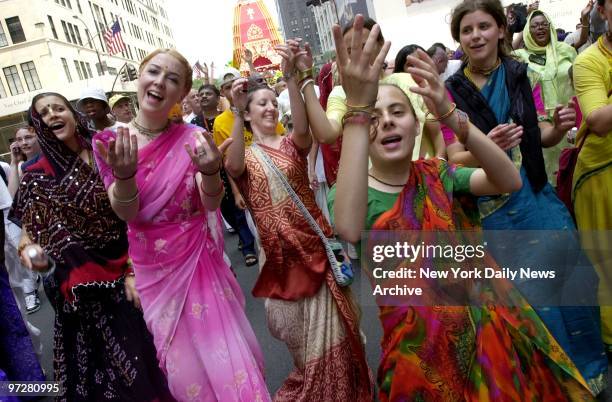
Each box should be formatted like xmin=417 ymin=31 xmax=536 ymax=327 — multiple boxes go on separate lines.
xmin=111 ymin=98 xmax=133 ymax=123
xmin=80 ymin=98 xmax=108 ymax=121
xmin=199 ymin=87 xmax=219 ymax=111
xmin=137 ymin=53 xmax=189 ymax=118
xmin=529 ymin=14 xmax=551 ymax=47
xmin=369 ymin=85 xmax=417 ymax=166
xmin=15 ymin=127 xmax=40 ymax=159
xmin=34 ymin=95 xmax=77 ymax=144
xmin=459 ymin=10 xmax=505 ymax=68
xmin=245 ymin=88 xmax=279 ymax=135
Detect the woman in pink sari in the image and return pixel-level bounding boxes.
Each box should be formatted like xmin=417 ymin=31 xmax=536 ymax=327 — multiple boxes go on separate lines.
xmin=93 ymin=48 xmax=270 ymax=402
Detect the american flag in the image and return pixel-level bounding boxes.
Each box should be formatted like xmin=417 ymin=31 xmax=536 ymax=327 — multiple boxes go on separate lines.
xmin=104 ymin=20 xmax=126 ymax=56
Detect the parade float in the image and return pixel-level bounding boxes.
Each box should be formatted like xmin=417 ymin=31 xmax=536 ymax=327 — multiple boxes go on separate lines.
xmin=232 ymin=0 xmax=283 ymax=75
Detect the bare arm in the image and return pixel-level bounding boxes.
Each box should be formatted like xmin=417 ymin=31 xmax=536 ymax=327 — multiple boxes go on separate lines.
xmin=539 ymin=101 xmax=577 ymax=147
xmin=424 ymin=121 xmax=446 ymax=158
xmin=224 ymin=79 xmax=249 ymax=179
xmin=302 ymin=84 xmax=342 ymax=144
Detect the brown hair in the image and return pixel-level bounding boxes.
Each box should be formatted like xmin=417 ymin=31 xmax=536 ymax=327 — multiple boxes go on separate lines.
xmin=139 ymin=48 xmax=193 ymax=95
xmin=450 ymin=0 xmax=512 ymax=59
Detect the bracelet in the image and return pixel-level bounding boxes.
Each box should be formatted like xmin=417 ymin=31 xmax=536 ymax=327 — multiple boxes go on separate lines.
xmin=112 ymin=186 xmax=139 ymax=204
xmin=425 ymin=102 xmax=457 ymax=122
xmin=342 ymin=111 xmax=375 ymax=127
xmin=297 ymin=67 xmax=314 ymax=83
xmin=300 ymin=78 xmax=315 ymax=93
xmin=230 ymin=106 xmax=245 ymax=118
xmin=113 ymin=170 xmax=137 ymax=181
xmin=345 ymin=101 xmax=376 ymax=113
xmin=201 ymin=181 xmax=224 ymax=197
xmin=200 ymin=162 xmax=221 ymax=176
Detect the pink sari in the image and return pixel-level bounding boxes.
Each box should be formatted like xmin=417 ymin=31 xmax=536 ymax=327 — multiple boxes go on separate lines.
xmin=94 ymin=124 xmax=270 ymax=402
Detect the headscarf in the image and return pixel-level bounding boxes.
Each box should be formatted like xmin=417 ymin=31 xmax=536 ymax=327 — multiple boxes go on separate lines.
xmin=9 ymin=93 xmax=130 ymax=305
xmin=515 ymin=11 xmax=577 ymax=113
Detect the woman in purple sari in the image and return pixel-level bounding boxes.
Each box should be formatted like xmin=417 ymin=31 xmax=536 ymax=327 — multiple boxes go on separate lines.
xmin=94 ymin=49 xmax=270 ymax=402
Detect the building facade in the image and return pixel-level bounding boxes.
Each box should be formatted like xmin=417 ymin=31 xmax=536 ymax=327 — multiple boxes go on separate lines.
xmin=274 ymin=0 xmax=323 ymax=64
xmin=0 ymin=0 xmax=175 ymax=154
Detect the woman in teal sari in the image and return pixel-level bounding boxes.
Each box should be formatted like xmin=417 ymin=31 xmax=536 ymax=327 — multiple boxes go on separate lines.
xmin=443 ymin=0 xmax=607 ymax=395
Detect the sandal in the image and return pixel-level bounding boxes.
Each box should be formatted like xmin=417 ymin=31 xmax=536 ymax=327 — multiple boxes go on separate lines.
xmin=244 ymin=254 xmax=258 ymax=267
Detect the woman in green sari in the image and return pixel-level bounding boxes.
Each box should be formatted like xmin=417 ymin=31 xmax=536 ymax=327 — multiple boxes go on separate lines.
xmin=515 ymin=10 xmax=578 ymax=184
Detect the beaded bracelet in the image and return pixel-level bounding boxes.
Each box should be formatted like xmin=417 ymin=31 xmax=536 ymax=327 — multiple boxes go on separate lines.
xmin=342 ymin=111 xmax=375 ymax=127
xmin=425 ymin=102 xmax=457 ymax=122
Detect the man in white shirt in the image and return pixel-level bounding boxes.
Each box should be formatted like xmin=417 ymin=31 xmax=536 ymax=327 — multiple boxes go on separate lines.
xmin=109 ymin=94 xmax=133 ymax=127
xmin=182 ymin=89 xmax=201 ymax=124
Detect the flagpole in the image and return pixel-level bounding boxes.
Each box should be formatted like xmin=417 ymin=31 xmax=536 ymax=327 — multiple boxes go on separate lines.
xmin=73 ymin=15 xmax=105 ymax=75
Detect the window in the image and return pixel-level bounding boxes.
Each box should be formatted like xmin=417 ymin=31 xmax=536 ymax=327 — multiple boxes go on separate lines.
xmin=60 ymin=0 xmax=66 ymax=6
xmin=61 ymin=21 xmax=71 ymax=43
xmin=74 ymin=60 xmax=83 ymax=80
xmin=80 ymin=61 xmax=88 ymax=78
xmin=3 ymin=65 xmax=24 ymax=95
xmin=5 ymin=17 xmax=26 ymax=44
xmin=65 ymin=0 xmax=72 ymax=8
xmin=85 ymin=28 xmax=91 ymax=47
xmin=68 ymin=23 xmax=77 ymax=44
xmin=0 ymin=80 xmax=7 ymax=98
xmin=0 ymin=22 xmax=8 ymax=47
xmin=76 ymin=0 xmax=82 ymax=13
xmin=20 ymin=61 xmax=42 ymax=91
xmin=61 ymin=58 xmax=72 ymax=82
xmin=85 ymin=62 xmax=93 ymax=78
xmin=47 ymin=16 xmax=58 ymax=39
xmin=74 ymin=25 xmax=83 ymax=46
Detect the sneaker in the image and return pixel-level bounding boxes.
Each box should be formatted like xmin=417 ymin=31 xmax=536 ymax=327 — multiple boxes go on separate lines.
xmin=24 ymin=291 xmax=41 ymax=314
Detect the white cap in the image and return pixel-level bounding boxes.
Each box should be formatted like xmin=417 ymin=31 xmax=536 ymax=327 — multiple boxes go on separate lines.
xmin=77 ymin=88 xmax=109 ymax=111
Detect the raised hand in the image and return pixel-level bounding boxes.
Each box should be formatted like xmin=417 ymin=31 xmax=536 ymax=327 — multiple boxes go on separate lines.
xmin=287 ymin=39 xmax=313 ymax=72
xmin=405 ymin=49 xmax=450 ymax=118
xmin=488 ymin=123 xmax=523 ymax=151
xmin=95 ymin=126 xmax=138 ymax=180
xmin=275 ymin=44 xmax=297 ymax=77
xmin=581 ymin=0 xmax=594 ymax=24
xmin=9 ymin=142 xmax=24 ymax=165
xmin=185 ymin=131 xmax=233 ymax=175
xmin=553 ymin=100 xmax=577 ymax=134
xmin=332 ymin=14 xmax=391 ymax=106
xmin=230 ymin=78 xmax=248 ymax=112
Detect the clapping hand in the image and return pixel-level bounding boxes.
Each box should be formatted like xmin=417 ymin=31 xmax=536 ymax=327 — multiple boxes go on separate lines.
xmin=275 ymin=44 xmax=298 ymax=78
xmin=184 ymin=131 xmax=233 ymax=175
xmin=488 ymin=123 xmax=523 ymax=151
xmin=95 ymin=126 xmax=138 ymax=180
xmin=332 ymin=14 xmax=391 ymax=107
xmin=552 ymin=100 xmax=577 ymax=134
xmin=286 ymin=38 xmax=313 ymax=72
xmin=405 ymin=49 xmax=450 ymax=118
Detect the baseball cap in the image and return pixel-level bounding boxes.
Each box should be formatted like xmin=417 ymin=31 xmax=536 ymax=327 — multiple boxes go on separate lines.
xmin=109 ymin=94 xmax=131 ymax=110
xmin=217 ymin=67 xmax=241 ymax=88
xmin=77 ymin=88 xmax=109 ymax=111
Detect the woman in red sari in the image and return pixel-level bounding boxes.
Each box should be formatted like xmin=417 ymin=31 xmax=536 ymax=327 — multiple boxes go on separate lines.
xmin=330 ymin=15 xmax=595 ymax=401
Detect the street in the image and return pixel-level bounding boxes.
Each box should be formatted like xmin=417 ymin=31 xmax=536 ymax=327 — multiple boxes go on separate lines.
xmin=26 ymin=230 xmax=611 ymax=401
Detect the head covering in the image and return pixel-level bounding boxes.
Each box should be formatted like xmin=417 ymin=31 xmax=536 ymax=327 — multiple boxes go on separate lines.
xmin=109 ymin=94 xmax=130 ymax=110
xmin=10 ymin=95 xmax=129 ymax=305
xmin=517 ymin=11 xmax=577 ymax=112
xmin=76 ymin=88 xmax=109 ymax=111
xmin=216 ymin=66 xmax=241 ymax=88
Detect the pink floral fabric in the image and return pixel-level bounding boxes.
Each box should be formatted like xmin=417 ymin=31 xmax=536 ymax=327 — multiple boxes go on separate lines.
xmin=94 ymin=124 xmax=270 ymax=402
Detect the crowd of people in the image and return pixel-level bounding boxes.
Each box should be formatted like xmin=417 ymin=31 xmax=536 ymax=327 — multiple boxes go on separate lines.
xmin=1 ymin=0 xmax=610 ymax=400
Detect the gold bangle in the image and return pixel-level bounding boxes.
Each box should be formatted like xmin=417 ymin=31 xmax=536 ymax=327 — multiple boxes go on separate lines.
xmin=425 ymin=102 xmax=457 ymax=122
xmin=297 ymin=67 xmax=314 ymax=83
xmin=345 ymin=101 xmax=376 ymax=113
xmin=300 ymin=78 xmax=315 ymax=93
xmin=112 ymin=186 xmax=139 ymax=204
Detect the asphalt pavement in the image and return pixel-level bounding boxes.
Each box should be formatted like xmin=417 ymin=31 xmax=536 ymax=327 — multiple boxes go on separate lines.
xmin=23 ymin=230 xmax=612 ymax=401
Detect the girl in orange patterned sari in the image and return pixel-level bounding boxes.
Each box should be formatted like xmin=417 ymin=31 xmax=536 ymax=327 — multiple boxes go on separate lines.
xmin=331 ymin=15 xmax=595 ymax=401
xmin=225 ymin=44 xmax=372 ymax=401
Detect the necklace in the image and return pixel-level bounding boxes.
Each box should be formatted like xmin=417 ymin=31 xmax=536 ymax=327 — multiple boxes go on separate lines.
xmin=131 ymin=118 xmax=169 ymax=139
xmin=368 ymin=173 xmax=406 ymax=188
xmin=468 ymin=58 xmax=501 ymax=76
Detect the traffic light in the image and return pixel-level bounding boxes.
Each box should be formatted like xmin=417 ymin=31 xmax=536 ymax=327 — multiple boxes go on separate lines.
xmin=127 ymin=65 xmax=138 ymax=81
xmin=120 ymin=68 xmax=129 ymax=82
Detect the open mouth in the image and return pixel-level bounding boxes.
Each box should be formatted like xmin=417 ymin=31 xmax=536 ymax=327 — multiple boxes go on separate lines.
xmin=49 ymin=122 xmax=65 ymax=133
xmin=381 ymin=135 xmax=402 ymax=146
xmin=147 ymin=90 xmax=164 ymax=102
xmin=470 ymin=43 xmax=485 ymax=50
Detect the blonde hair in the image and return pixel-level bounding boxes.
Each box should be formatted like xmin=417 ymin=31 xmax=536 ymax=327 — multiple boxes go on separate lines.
xmin=139 ymin=48 xmax=193 ymax=95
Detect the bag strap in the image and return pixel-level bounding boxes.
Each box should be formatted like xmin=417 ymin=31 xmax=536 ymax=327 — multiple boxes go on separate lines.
xmin=251 ymin=144 xmax=340 ymax=267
